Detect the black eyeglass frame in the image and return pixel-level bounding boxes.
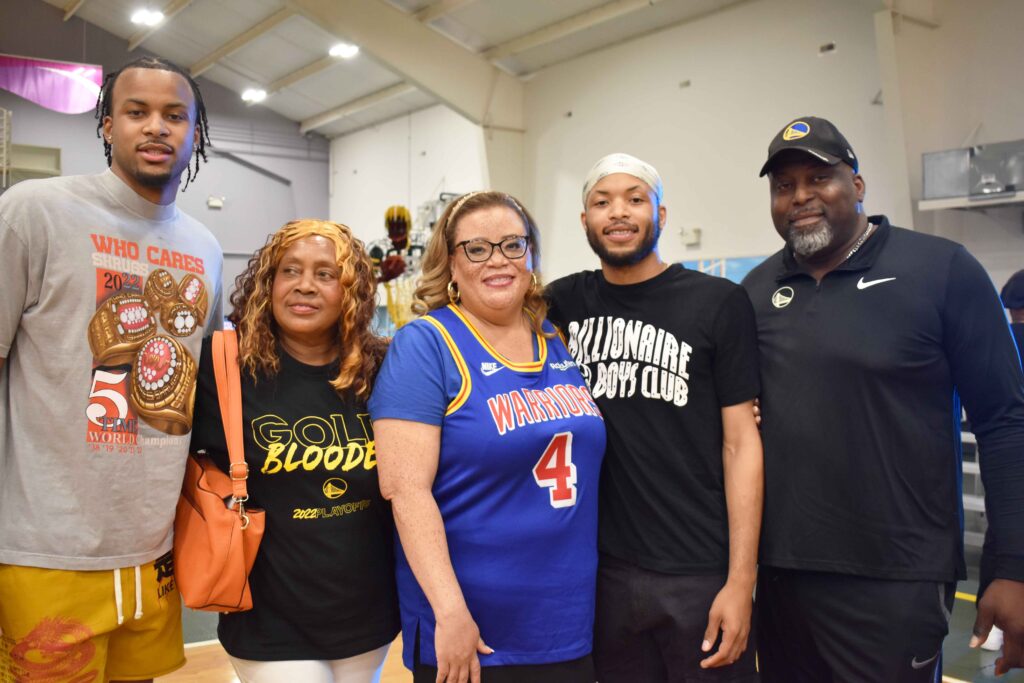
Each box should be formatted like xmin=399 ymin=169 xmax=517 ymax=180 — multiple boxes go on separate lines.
xmin=452 ymin=235 xmax=531 ymax=263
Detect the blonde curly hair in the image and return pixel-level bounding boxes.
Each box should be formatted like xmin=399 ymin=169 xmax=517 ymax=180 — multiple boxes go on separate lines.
xmin=413 ymin=191 xmax=552 ymax=337
xmin=229 ymin=219 xmax=386 ymax=399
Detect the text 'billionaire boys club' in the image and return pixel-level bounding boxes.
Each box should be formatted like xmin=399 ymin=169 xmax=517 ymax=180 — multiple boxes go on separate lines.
xmin=564 ymin=316 xmax=694 ymax=406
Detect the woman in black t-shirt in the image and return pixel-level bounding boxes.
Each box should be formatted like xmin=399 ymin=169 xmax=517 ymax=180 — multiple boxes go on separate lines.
xmin=190 ymin=220 xmax=399 ymax=683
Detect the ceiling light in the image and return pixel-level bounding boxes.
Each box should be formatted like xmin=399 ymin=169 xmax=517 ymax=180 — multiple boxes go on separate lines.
xmin=130 ymin=9 xmax=164 ymax=26
xmin=241 ymin=89 xmax=267 ymax=104
xmin=329 ymin=43 xmax=359 ymax=59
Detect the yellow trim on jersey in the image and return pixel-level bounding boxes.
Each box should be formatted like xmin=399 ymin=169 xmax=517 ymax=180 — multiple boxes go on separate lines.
xmin=422 ymin=316 xmax=471 ymax=416
xmin=447 ymin=304 xmax=547 ymax=371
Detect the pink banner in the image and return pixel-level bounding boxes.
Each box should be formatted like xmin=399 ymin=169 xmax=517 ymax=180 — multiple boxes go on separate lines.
xmin=0 ymin=54 xmax=103 ymax=115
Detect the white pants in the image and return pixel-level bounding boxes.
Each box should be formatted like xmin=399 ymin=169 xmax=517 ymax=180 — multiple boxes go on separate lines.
xmin=229 ymin=643 xmax=389 ymax=683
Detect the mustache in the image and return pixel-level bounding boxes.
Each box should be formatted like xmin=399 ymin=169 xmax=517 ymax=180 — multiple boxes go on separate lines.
xmin=136 ymin=139 xmax=174 ymax=153
xmin=786 ymin=208 xmax=825 ymax=223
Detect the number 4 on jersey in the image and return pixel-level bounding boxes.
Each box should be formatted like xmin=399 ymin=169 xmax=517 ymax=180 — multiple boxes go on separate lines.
xmin=533 ymin=432 xmax=577 ymax=508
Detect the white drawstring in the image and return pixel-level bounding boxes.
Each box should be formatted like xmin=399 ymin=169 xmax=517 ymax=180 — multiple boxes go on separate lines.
xmin=113 ymin=569 xmax=124 ymax=625
xmin=112 ymin=565 xmax=145 ymax=624
xmin=133 ymin=565 xmax=144 ymax=620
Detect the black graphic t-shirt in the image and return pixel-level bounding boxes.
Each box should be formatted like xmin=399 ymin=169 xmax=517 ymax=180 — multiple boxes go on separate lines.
xmin=547 ymin=264 xmax=760 ymax=574
xmin=190 ymin=337 xmax=399 ymax=660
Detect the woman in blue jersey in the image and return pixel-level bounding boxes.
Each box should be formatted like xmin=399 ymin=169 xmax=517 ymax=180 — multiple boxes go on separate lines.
xmin=370 ymin=192 xmax=605 ymax=683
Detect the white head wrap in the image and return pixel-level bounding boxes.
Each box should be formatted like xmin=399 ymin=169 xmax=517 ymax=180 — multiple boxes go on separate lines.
xmin=581 ymin=153 xmax=663 ymax=207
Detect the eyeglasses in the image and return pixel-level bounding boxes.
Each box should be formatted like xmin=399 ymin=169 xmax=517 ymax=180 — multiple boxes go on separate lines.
xmin=453 ymin=235 xmax=530 ymax=263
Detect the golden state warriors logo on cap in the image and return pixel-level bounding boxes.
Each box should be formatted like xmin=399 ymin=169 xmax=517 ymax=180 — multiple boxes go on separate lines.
xmin=783 ymin=121 xmax=810 ymax=141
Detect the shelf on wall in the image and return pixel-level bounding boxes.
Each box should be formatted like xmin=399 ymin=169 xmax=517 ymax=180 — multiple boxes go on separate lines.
xmin=918 ymin=190 xmax=1024 ymax=212
xmin=2 ymin=143 xmax=61 ymax=189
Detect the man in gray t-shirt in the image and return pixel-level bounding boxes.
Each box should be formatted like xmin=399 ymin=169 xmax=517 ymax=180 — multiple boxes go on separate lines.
xmin=0 ymin=57 xmax=223 ymax=683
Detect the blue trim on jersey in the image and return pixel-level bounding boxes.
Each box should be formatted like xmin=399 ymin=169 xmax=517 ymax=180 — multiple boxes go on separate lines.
xmin=952 ymin=391 xmax=965 ymax=546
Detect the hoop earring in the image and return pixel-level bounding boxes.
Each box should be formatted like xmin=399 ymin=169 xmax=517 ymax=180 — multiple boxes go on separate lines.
xmin=529 ymin=272 xmax=539 ymax=294
xmin=447 ymin=280 xmax=460 ymax=305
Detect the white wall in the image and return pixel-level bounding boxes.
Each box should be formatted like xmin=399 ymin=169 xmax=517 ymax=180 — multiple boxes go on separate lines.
xmin=895 ymin=0 xmax=1024 ymax=289
xmin=525 ymin=0 xmax=902 ymax=279
xmin=329 ymin=104 xmax=487 ymax=245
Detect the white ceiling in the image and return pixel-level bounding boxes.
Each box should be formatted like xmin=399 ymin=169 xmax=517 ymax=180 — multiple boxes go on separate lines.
xmin=40 ymin=0 xmax=754 ymax=138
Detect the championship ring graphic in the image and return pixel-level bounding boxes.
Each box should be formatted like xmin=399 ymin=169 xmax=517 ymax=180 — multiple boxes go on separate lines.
xmin=130 ymin=335 xmax=197 ymax=435
xmin=87 ymin=293 xmax=157 ymax=365
xmin=177 ymin=273 xmax=209 ymax=323
xmin=161 ymin=302 xmax=200 ymax=337
xmin=87 ymin=255 xmax=208 ymax=440
xmin=144 ymin=268 xmax=178 ymax=310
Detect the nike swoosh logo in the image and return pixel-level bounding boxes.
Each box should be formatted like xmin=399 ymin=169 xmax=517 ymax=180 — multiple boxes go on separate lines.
xmin=857 ymin=276 xmax=896 ymax=290
xmin=481 ymin=366 xmax=504 ymax=376
xmin=910 ymin=651 xmax=939 ymax=669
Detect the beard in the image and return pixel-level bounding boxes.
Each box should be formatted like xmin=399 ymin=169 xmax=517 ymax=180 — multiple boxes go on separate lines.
xmin=787 ymin=221 xmax=833 ymax=258
xmin=586 ymin=216 xmax=661 ymax=267
xmin=133 ymin=168 xmax=175 ymax=188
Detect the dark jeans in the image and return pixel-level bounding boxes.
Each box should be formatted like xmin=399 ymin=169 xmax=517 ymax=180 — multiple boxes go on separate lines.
xmin=594 ymin=554 xmax=759 ymax=682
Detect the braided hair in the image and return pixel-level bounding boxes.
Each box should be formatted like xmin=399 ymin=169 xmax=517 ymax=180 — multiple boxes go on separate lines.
xmin=94 ymin=57 xmax=211 ymax=190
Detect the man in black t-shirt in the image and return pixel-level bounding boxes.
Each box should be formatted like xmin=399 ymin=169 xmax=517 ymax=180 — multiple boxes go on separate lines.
xmin=743 ymin=116 xmax=1024 ymax=680
xmin=546 ymin=153 xmax=764 ymax=682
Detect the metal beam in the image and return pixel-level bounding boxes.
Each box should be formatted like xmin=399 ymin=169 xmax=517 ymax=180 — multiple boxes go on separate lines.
xmin=189 ymin=8 xmax=294 ymax=78
xmin=891 ymin=10 xmax=939 ymax=28
xmin=300 ymin=82 xmax=417 ymax=135
xmin=210 ymin=149 xmax=291 ymax=185
xmin=267 ymin=55 xmax=336 ymax=96
xmin=127 ymin=0 xmax=193 ymax=52
xmin=482 ymin=0 xmax=666 ymax=61
xmin=414 ymin=0 xmax=477 ymax=23
xmin=288 ymin=0 xmax=523 ymax=131
xmin=884 ymin=0 xmax=939 ymax=28
xmin=484 ymin=0 xmax=761 ymax=63
xmin=62 ymin=0 xmax=87 ymax=21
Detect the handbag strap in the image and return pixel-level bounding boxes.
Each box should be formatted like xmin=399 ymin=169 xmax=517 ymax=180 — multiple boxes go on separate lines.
xmin=211 ymin=330 xmax=248 ymax=502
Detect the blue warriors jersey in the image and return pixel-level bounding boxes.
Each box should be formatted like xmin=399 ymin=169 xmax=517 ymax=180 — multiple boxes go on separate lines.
xmin=373 ymin=305 xmax=605 ymax=668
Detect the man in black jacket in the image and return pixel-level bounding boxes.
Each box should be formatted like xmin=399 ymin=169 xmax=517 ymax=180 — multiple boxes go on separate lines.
xmin=743 ymin=116 xmax=1024 ymax=681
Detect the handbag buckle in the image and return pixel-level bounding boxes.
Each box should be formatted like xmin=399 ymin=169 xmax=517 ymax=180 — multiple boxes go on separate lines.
xmin=238 ymin=504 xmax=250 ymax=530
xmin=230 ymin=496 xmax=251 ymax=530
xmin=229 ymin=462 xmax=249 ymax=480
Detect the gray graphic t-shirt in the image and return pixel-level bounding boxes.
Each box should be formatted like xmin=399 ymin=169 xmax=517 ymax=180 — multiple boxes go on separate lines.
xmin=0 ymin=170 xmax=223 ymax=570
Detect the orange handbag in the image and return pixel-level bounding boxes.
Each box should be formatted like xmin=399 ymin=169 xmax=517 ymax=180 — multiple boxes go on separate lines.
xmin=173 ymin=329 xmax=265 ymax=612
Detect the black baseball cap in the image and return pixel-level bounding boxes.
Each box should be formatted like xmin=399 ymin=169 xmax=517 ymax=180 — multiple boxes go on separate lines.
xmin=759 ymin=116 xmax=859 ymax=177
xmin=1001 ymin=270 xmax=1024 ymax=309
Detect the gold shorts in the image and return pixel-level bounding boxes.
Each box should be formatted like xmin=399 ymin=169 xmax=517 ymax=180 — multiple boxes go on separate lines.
xmin=0 ymin=552 xmax=184 ymax=682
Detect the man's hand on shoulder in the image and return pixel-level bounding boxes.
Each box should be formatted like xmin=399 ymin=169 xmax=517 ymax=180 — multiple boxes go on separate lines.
xmin=971 ymin=578 xmax=1024 ymax=674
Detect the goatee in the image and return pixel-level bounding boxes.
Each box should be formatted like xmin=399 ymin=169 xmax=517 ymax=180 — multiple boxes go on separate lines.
xmin=586 ymin=218 xmax=660 ymax=267
xmin=787 ymin=222 xmax=833 ymax=258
